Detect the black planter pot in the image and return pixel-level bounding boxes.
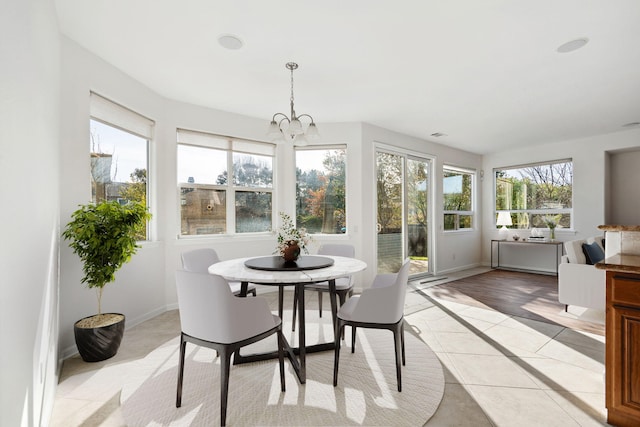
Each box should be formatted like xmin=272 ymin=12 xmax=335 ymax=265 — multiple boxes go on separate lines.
xmin=74 ymin=313 xmax=125 ymax=362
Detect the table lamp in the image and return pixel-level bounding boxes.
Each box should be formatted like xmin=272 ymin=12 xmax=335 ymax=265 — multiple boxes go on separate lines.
xmin=496 ymin=212 xmax=513 ymax=230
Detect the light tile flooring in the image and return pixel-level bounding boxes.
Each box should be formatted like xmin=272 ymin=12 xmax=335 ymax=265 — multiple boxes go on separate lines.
xmin=50 ymin=267 xmax=609 ymax=426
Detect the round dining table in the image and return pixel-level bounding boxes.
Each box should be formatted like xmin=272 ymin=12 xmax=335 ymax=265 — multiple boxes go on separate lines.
xmin=209 ymin=255 xmax=367 ymax=383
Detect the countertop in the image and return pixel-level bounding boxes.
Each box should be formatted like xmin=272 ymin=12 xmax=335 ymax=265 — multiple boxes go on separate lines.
xmin=596 ymin=254 xmax=640 ymax=274
xmin=598 ymin=225 xmax=640 ymax=232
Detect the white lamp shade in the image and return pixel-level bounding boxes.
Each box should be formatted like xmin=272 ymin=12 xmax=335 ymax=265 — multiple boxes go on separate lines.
xmin=496 ymin=212 xmax=513 ymax=228
xmin=288 ymin=118 xmax=303 ymax=135
xmin=293 ymin=134 xmax=309 ymax=146
xmin=267 ymin=121 xmax=282 ymax=141
xmin=305 ymin=122 xmax=320 ymax=141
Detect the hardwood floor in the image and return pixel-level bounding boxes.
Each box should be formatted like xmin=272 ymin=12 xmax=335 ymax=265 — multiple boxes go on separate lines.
xmin=425 ymin=269 xmax=605 ymax=335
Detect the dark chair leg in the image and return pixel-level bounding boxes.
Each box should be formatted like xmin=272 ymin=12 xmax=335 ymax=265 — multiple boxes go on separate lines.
xmin=565 ymin=304 xmax=568 ymax=312
xmin=393 ymin=324 xmax=403 ymax=392
xmin=277 ymin=330 xmax=286 ymax=392
xmin=318 ymin=291 xmax=323 ymax=317
xmin=292 ymin=287 xmax=298 ymax=331
xmin=401 ymin=320 xmax=406 ymax=365
xmin=219 ymin=347 xmax=232 ymax=427
xmin=176 ymin=336 xmax=187 ymax=407
xmin=351 ymin=326 xmax=356 ymax=353
xmin=333 ymin=321 xmax=344 ymax=386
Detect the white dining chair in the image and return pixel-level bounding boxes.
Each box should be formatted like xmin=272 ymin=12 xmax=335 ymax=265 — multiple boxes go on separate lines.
xmin=175 ymin=270 xmax=285 ymax=426
xmin=181 ymin=248 xmax=257 ymax=296
xmin=292 ymin=244 xmax=355 ymax=330
xmin=333 ymin=258 xmax=411 ymax=392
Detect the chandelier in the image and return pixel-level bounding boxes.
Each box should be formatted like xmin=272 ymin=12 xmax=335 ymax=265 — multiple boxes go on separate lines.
xmin=267 ymin=62 xmax=319 ymax=146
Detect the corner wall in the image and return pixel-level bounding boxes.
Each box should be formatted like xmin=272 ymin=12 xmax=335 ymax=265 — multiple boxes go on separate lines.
xmin=0 ymin=1 xmax=61 ymax=425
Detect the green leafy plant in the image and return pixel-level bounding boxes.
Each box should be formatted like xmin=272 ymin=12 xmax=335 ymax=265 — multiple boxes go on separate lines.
xmin=62 ymin=201 xmax=151 ymax=315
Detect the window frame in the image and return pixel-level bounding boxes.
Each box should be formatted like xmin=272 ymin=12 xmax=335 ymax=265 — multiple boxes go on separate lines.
xmin=493 ymin=158 xmax=573 ymax=231
xmin=442 ymin=165 xmax=476 ymax=232
xmin=176 ymin=129 xmax=276 ymax=238
xmin=294 ymin=144 xmax=348 ymax=236
xmin=89 ymin=93 xmax=153 ymax=241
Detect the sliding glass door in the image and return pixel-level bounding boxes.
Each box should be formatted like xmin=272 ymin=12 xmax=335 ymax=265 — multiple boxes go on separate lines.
xmin=376 ymin=148 xmax=432 ymax=277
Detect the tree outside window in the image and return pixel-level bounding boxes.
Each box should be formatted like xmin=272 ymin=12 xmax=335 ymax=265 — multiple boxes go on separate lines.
xmin=495 ymin=160 xmax=573 ymax=229
xmin=90 ymin=119 xmax=149 ymax=240
xmin=296 ymin=148 xmax=346 ymax=234
xmin=443 ymin=168 xmax=474 ymax=231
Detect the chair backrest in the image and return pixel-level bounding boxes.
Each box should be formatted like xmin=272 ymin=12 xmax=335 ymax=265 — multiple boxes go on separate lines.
xmin=318 ymin=244 xmax=356 ymax=286
xmin=181 ymin=248 xmax=221 ymax=273
xmin=351 ymin=258 xmax=410 ymax=324
xmin=318 ymin=244 xmax=355 ymax=258
xmin=175 ymin=270 xmax=276 ymax=343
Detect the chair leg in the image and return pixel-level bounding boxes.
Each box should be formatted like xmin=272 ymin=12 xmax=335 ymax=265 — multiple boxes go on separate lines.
xmin=176 ymin=336 xmax=187 ymax=407
xmin=401 ymin=320 xmax=406 ymax=366
xmin=219 ymin=347 xmax=232 ymax=427
xmin=333 ymin=321 xmax=344 ymax=386
xmin=292 ymin=287 xmax=298 ymax=331
xmin=318 ymin=291 xmax=323 ymax=317
xmin=277 ymin=330 xmax=286 ymax=392
xmin=351 ymin=326 xmax=356 ymax=353
xmin=393 ymin=324 xmax=403 ymax=392
xmin=250 ymin=288 xmax=257 ymax=297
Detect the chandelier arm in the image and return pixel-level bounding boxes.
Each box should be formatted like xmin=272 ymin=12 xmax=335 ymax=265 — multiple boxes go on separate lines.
xmin=296 ymin=114 xmax=315 ymax=124
xmin=271 ymin=112 xmax=290 ymax=122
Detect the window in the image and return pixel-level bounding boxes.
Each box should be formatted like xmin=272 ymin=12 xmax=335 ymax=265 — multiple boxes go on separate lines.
xmin=443 ymin=167 xmax=474 ymax=231
xmin=295 ymin=147 xmax=346 ymax=234
xmin=494 ymin=159 xmax=573 ymax=229
xmin=177 ymin=129 xmax=275 ymax=236
xmin=89 ymin=93 xmax=153 ymax=240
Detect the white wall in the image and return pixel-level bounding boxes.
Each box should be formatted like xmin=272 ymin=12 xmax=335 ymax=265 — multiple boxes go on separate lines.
xmin=0 ymin=1 xmax=61 ymax=425
xmin=482 ymin=128 xmax=640 ymax=268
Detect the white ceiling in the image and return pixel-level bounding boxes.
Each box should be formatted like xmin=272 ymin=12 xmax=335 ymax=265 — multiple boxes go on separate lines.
xmin=54 ymin=0 xmax=640 ymax=154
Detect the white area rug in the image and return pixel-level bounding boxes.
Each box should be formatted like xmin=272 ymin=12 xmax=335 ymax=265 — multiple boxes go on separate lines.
xmin=120 ymin=313 xmax=444 ymax=426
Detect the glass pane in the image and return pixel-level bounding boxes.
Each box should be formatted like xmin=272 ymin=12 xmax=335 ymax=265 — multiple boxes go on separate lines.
xmin=444 ymin=170 xmax=472 ymax=211
xmin=295 ymin=148 xmax=346 ymax=234
xmin=376 ymin=152 xmax=403 ymax=274
xmin=407 ymin=158 xmax=429 ymax=275
xmin=179 ymin=187 xmax=226 ymax=235
xmin=177 ymin=144 xmax=227 ymax=185
xmin=233 ymin=153 xmax=273 ymax=188
xmin=235 ymin=191 xmax=272 ymax=233
xmin=90 ymin=119 xmax=148 ymax=239
xmin=495 ymin=161 xmax=573 ymax=211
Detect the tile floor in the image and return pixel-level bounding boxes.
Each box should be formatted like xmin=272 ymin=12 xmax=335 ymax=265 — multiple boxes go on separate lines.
xmin=50 ymin=267 xmax=609 ymax=426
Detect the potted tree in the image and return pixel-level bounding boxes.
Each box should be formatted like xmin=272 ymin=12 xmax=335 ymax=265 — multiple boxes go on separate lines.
xmin=62 ymin=200 xmax=151 ymax=362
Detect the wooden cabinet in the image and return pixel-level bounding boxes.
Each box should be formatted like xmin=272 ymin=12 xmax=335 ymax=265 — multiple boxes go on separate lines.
xmin=606 ymin=271 xmax=640 ymax=426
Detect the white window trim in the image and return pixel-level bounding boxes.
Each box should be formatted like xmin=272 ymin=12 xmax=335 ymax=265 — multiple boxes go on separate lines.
xmin=443 ymin=165 xmax=476 ymax=232
xmin=177 ymin=129 xmax=276 ymax=238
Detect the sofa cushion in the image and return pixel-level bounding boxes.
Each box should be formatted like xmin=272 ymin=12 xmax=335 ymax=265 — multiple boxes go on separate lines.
xmin=565 ymin=239 xmax=587 ymax=264
xmin=582 ymin=242 xmax=605 ymax=265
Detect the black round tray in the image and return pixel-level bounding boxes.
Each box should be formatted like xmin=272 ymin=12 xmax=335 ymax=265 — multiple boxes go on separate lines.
xmin=244 ymin=256 xmax=334 ymax=271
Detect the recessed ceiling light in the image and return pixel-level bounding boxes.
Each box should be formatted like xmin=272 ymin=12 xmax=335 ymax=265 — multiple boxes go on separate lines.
xmin=218 ymin=34 xmax=244 ymax=50
xmin=556 ymin=38 xmax=589 ymax=53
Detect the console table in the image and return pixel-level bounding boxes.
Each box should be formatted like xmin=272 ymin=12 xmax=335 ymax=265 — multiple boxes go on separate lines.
xmin=491 ymin=239 xmax=564 ymax=276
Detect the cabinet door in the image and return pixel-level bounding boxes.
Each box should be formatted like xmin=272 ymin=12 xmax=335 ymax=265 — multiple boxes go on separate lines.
xmin=608 ymin=303 xmax=640 ymax=423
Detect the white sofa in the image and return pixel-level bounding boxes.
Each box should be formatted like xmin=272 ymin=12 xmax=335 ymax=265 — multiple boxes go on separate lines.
xmin=558 ymin=236 xmax=606 ymax=311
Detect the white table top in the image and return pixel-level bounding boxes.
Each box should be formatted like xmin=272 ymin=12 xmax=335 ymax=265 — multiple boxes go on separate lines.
xmin=208 ymin=255 xmax=367 ymax=284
